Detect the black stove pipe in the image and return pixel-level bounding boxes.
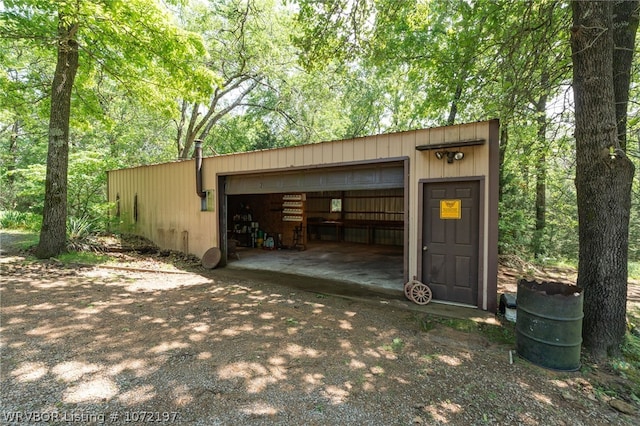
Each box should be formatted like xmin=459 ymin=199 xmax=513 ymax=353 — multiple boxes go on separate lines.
xmin=195 ymin=139 xmax=206 ymax=199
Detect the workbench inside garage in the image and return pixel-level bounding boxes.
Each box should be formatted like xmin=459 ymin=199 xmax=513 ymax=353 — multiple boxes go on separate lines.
xmin=307 ymin=218 xmax=404 ymax=245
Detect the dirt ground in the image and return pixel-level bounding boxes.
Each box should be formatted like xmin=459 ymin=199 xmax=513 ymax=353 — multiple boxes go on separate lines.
xmin=1 ymin=232 xmax=639 ymax=425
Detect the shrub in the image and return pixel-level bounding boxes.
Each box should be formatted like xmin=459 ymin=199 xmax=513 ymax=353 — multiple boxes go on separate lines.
xmin=66 ymin=216 xmax=101 ymax=252
xmin=0 ymin=210 xmax=42 ymax=231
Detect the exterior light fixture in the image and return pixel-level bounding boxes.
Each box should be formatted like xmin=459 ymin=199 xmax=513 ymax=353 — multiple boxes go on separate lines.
xmin=434 ymin=150 xmax=465 ymax=163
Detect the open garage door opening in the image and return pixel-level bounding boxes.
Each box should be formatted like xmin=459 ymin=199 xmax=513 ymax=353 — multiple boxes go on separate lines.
xmin=221 ymin=161 xmax=408 ymax=295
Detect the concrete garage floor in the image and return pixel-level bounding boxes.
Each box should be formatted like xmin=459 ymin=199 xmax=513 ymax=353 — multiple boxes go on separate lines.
xmin=226 ymin=241 xmax=405 ymax=294
xmin=220 ymin=241 xmax=497 ymax=323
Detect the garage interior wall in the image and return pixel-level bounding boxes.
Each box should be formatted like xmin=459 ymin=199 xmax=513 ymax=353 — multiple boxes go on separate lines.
xmin=227 ymin=189 xmax=404 ymax=248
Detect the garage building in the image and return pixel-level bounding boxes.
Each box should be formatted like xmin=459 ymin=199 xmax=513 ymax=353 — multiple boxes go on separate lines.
xmin=107 ymin=119 xmax=499 ymax=311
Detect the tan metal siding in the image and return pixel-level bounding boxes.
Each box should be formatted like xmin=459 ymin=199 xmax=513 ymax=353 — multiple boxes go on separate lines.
xmin=341 ymin=139 xmax=354 ymax=162
xmin=388 ymin=133 xmax=403 ymax=158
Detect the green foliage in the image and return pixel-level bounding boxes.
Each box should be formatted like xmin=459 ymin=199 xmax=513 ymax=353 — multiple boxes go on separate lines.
xmin=3 ymin=150 xmax=115 ymax=226
xmin=620 ymin=307 xmax=640 ymax=395
xmin=67 ymin=151 xmax=113 ymax=222
xmin=0 ymin=210 xmax=42 ymax=232
xmin=477 ymin=322 xmax=516 ymax=346
xmin=382 ymin=337 xmax=405 ymax=353
xmin=67 ymin=215 xmax=96 ymax=240
xmin=56 ymin=250 xmax=110 ymax=265
xmin=498 ymin=202 xmax=532 ymax=257
xmin=630 ymin=262 xmax=640 ymax=280
xmin=66 ymin=215 xmax=101 ymax=252
xmin=4 ymin=163 xmax=47 ymax=214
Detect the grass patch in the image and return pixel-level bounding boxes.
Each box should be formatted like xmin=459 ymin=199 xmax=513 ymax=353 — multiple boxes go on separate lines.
xmin=478 ymin=322 xmax=516 ymax=345
xmin=416 ymin=314 xmax=516 ymax=345
xmin=56 ymin=251 xmax=110 ymax=265
xmin=0 ymin=230 xmax=39 ymax=251
xmin=620 ymin=306 xmax=640 ymax=396
xmin=629 ymin=261 xmax=640 ymax=280
xmin=382 ymin=337 xmax=405 ymax=353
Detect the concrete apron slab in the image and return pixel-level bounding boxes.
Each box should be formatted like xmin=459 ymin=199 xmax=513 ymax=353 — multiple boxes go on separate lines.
xmin=226 ymin=241 xmax=405 ymax=292
xmin=218 ymin=242 xmax=497 ymax=325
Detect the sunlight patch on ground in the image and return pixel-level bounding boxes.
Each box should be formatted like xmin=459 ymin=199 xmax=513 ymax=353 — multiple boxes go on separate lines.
xmin=303 ymin=373 xmax=325 ymax=385
xmin=323 ymin=384 xmax=350 ymax=404
xmin=107 ymin=359 xmax=150 ymax=377
xmin=118 ymin=385 xmax=156 ymax=405
xmin=217 ymin=361 xmax=285 ymax=393
xmin=425 ymin=401 xmax=462 ymax=423
xmin=436 ymin=354 xmax=462 ymax=366
xmin=227 ymin=309 xmax=254 ymax=316
xmin=240 ymin=401 xmax=279 ymax=417
xmin=532 ymin=392 xmax=553 ymax=405
xmin=189 ymin=333 xmax=205 ymax=342
xmin=220 ymin=323 xmax=255 ymax=336
xmin=0 ymin=303 xmax=27 ymax=314
xmin=26 ymin=323 xmax=93 ymax=341
xmin=392 ymin=376 xmax=411 ymax=385
xmin=370 ymin=365 xmax=385 ymax=375
xmin=268 ymin=356 xmax=287 ymax=366
xmin=79 ymin=269 xmax=211 ymax=291
xmin=339 ymin=339 xmax=352 ymax=350
xmin=148 ymin=341 xmax=189 ymax=354
xmin=192 ymin=322 xmax=210 ymax=333
xmin=29 ymin=302 xmax=59 ymax=311
xmin=29 ymin=280 xmax=71 ymax=289
xmin=171 ymin=384 xmax=193 ymax=406
xmin=11 ymin=361 xmax=48 ymax=382
xmin=247 ymin=374 xmax=279 ymax=393
xmin=285 ymin=343 xmax=320 ymax=358
xmin=349 ymin=359 xmax=366 ymax=369
xmin=363 ymin=348 xmax=381 ymax=358
xmin=362 ymin=380 xmax=376 ymax=392
xmin=549 ymin=379 xmax=569 ymax=389
xmin=217 ymin=361 xmax=268 ymax=380
xmin=339 ymin=319 xmax=352 ymax=330
xmin=0 ymin=255 xmax=24 ymax=263
xmin=64 ymin=377 xmax=118 ymax=403
xmin=247 ymin=293 xmax=270 ymax=302
xmin=52 ymin=361 xmax=101 ymax=382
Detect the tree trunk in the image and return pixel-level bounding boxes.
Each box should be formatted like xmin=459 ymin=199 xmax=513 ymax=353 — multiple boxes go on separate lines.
xmin=35 ymin=17 xmax=79 ymax=259
xmin=533 ymin=80 xmax=548 ymax=260
xmin=612 ymin=0 xmax=639 ymax=151
xmin=7 ymin=119 xmax=20 ymax=187
xmin=446 ymin=84 xmax=463 ymax=126
xmin=571 ymin=1 xmax=635 ymax=359
xmin=498 ymin=124 xmax=508 ymax=204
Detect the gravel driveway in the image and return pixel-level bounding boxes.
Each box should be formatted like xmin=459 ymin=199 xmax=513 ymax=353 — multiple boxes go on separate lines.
xmin=0 ymin=233 xmax=637 ymax=425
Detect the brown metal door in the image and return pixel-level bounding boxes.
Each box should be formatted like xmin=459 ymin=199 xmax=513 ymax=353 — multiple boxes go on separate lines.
xmin=422 ymin=181 xmax=479 ymax=306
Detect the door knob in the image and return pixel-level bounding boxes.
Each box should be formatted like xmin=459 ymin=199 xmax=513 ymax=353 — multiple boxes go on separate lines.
xmin=423 ymin=246 xmax=428 ymax=251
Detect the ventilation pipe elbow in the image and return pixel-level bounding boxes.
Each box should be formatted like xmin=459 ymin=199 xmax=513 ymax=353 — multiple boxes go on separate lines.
xmin=194 ymin=139 xmax=206 ymax=199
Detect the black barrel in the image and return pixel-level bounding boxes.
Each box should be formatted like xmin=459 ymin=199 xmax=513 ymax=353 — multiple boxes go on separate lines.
xmin=515 ymin=279 xmax=584 ymax=371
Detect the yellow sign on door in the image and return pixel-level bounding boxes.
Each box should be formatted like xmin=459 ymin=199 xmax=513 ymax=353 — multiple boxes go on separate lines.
xmin=440 ymin=199 xmax=462 ymax=219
